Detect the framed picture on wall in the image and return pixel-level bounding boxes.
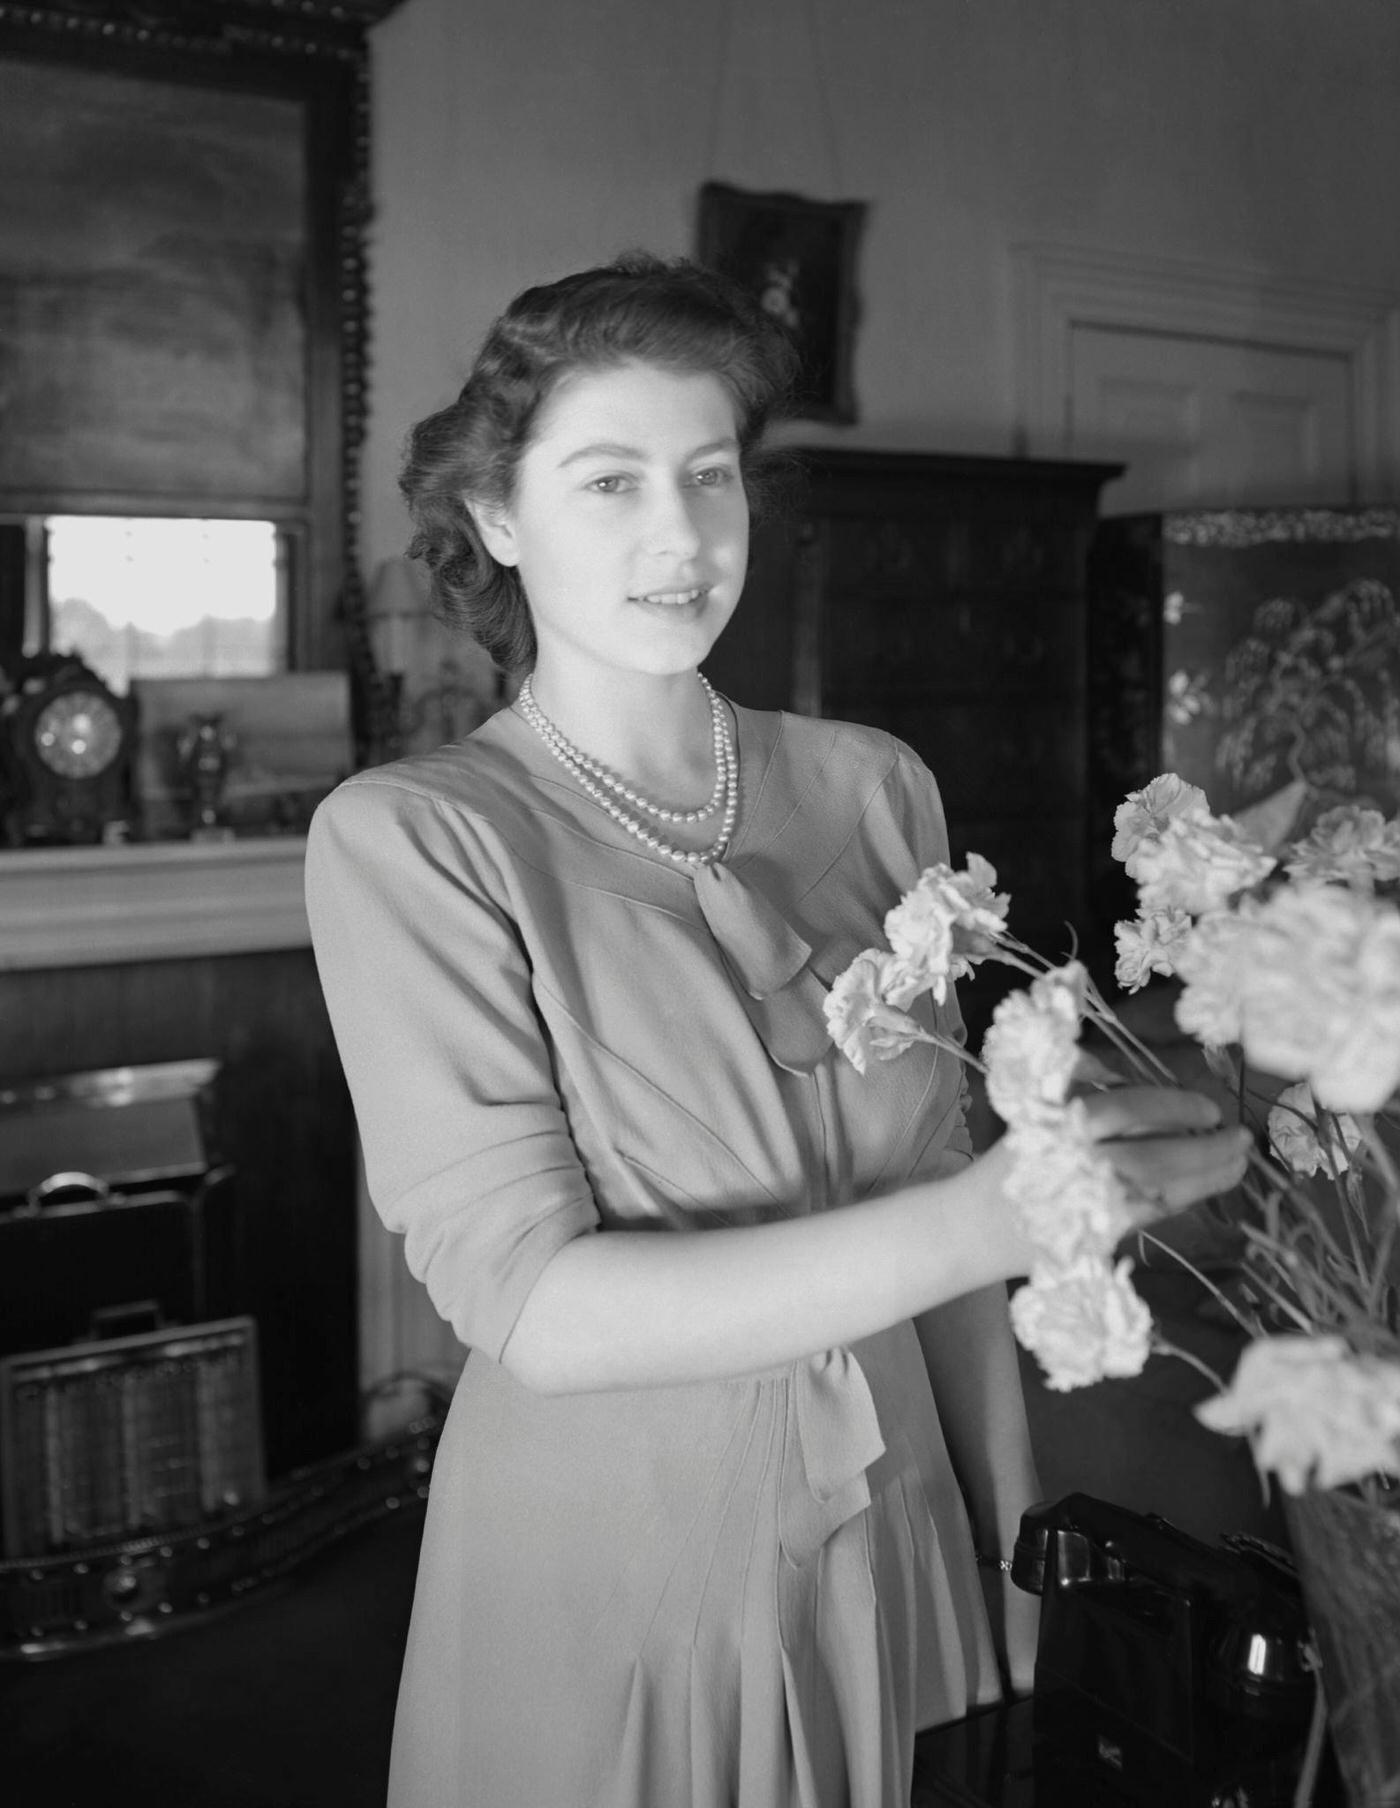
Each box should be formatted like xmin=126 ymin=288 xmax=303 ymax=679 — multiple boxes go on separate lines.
xmin=696 ymin=180 xmax=866 ymax=424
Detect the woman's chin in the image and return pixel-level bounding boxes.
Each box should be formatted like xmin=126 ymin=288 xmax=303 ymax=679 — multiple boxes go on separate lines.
xmin=623 ymin=601 xmax=733 ymax=668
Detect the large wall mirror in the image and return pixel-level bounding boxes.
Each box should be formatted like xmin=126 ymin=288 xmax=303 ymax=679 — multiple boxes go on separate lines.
xmin=0 ymin=0 xmax=399 ymax=805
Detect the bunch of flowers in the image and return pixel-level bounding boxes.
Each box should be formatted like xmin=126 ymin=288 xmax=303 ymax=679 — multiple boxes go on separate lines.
xmin=824 ymin=782 xmax=1400 ymax=1499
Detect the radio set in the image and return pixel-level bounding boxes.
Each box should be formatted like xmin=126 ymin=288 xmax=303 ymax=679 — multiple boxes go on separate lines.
xmin=913 ymin=1492 xmax=1331 ymax=1807
xmin=1011 ymin=1492 xmax=1318 ymax=1806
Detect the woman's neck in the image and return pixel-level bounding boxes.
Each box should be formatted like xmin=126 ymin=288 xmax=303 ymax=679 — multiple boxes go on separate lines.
xmin=524 ymin=662 xmax=718 ymax=803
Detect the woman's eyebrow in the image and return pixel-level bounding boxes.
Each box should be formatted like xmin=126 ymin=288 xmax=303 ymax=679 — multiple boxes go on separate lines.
xmin=557 ymin=436 xmax=740 ymax=469
xmin=558 ymin=441 xmax=644 ymax=467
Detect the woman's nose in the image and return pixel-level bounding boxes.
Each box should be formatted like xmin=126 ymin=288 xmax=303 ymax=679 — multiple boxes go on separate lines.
xmin=641 ymin=483 xmax=703 ymax=557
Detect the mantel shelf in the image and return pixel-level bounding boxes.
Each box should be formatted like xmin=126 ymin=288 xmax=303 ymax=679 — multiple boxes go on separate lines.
xmin=0 ymin=837 xmax=310 ymax=971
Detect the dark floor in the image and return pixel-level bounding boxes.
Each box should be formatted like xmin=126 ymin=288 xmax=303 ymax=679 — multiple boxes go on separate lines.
xmin=1 ymin=1505 xmax=424 ymax=1808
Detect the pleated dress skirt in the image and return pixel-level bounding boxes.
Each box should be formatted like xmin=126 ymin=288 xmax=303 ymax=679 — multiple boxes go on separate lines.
xmin=386 ymin=1319 xmax=1001 ymax=1808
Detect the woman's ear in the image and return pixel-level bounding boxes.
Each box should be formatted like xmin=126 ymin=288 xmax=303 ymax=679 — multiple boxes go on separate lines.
xmin=465 ymin=498 xmax=520 ymax=568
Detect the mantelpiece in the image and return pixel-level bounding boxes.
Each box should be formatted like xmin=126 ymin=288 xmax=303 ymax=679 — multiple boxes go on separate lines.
xmin=0 ymin=837 xmax=309 ymax=971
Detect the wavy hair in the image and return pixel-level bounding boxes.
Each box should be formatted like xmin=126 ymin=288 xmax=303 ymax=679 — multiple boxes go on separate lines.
xmin=398 ymin=253 xmax=800 ymax=673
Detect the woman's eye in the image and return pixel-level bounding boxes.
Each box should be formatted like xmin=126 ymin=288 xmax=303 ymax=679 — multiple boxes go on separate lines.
xmin=586 ymin=474 xmax=632 ymax=494
xmin=691 ymin=466 xmax=736 ymax=489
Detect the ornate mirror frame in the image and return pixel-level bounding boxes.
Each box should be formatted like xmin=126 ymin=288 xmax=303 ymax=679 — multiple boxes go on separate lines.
xmin=0 ymin=0 xmax=400 ymax=757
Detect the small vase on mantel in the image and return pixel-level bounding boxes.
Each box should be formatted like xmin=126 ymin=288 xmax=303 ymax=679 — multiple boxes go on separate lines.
xmin=1284 ymin=1484 xmax=1400 ymax=1808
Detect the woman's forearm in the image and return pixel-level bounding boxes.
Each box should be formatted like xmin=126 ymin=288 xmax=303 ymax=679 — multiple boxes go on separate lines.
xmin=498 ymin=1088 xmax=1252 ymax=1396
xmin=500 ymin=1141 xmax=1024 ymax=1394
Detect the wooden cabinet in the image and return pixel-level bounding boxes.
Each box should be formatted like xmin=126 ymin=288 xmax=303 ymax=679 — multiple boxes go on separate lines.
xmin=706 ymin=449 xmax=1122 ymax=1029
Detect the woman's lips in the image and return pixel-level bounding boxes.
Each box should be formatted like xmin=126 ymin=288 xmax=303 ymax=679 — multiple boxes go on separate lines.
xmin=628 ymin=585 xmax=710 ymax=607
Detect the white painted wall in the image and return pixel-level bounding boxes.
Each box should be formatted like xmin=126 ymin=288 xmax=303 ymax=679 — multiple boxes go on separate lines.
xmin=361 ymin=0 xmax=1400 ymax=572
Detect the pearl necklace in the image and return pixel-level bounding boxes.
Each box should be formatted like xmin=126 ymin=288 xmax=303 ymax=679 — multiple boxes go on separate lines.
xmin=519 ymin=673 xmax=727 ymax=823
xmin=516 ymin=675 xmax=738 ymax=868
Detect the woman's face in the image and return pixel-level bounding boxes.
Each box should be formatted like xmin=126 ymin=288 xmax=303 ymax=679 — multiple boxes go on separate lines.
xmin=472 ymin=360 xmax=749 ymax=687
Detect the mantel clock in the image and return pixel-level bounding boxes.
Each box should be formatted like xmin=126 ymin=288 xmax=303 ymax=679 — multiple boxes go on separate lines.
xmin=0 ymin=653 xmax=136 ymax=846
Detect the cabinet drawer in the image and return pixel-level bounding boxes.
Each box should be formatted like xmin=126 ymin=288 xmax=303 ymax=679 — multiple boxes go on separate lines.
xmin=820 ymin=514 xmax=969 ymax=593
xmin=824 ymin=590 xmax=1081 ymax=697
xmin=819 ymin=513 xmax=1087 ymax=597
xmin=966 ymin=517 xmax=1088 ymax=591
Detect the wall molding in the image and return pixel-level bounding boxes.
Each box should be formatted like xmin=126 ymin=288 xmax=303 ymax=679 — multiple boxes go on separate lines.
xmin=0 ymin=837 xmax=310 ymax=971
xmin=1013 ymin=243 xmax=1400 ymax=499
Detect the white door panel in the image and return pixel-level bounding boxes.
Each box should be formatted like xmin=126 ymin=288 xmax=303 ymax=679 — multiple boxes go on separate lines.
xmin=1070 ymin=323 xmax=1355 ymax=514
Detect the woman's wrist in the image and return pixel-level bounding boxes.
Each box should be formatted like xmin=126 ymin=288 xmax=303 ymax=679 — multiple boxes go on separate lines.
xmin=962 ymin=1137 xmax=1034 ymax=1281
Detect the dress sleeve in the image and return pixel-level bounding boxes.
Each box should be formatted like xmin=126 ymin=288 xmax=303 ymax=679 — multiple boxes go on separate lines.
xmin=305 ymin=778 xmax=599 ymax=1360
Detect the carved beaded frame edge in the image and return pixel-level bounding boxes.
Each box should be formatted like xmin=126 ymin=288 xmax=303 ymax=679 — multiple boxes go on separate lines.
xmin=0 ymin=0 xmax=401 ymax=761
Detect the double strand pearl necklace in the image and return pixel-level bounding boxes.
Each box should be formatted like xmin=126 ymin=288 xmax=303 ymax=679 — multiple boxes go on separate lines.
xmin=516 ymin=674 xmax=738 ymax=868
xmin=520 ymin=673 xmax=727 ymax=823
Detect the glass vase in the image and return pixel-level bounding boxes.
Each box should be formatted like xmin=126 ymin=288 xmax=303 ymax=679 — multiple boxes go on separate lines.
xmin=1284 ymin=1485 xmax=1400 ymax=1808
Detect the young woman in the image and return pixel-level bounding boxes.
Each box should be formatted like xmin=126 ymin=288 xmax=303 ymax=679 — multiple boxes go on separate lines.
xmin=305 ymin=254 xmax=1250 ymax=1808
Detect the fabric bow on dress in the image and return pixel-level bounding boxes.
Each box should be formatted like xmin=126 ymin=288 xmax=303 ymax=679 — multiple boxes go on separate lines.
xmin=693 ymin=861 xmax=864 ymax=1076
xmin=693 ymin=860 xmax=890 ymax=1547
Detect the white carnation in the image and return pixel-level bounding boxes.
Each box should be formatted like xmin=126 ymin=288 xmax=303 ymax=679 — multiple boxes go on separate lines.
xmin=931 ymin=853 xmax=1011 ymax=955
xmin=882 ymin=856 xmax=1010 ymax=1006
xmin=1174 ymin=907 xmax=1257 ymax=1047
xmin=1266 ymin=1081 xmax=1363 ymax=1178
xmin=823 ymin=950 xmax=929 ymax=1075
xmin=882 ymin=883 xmax=956 ymax=1004
xmin=1132 ymin=813 xmax=1276 ymax=918
xmin=1112 ymin=774 xmax=1212 ymax=872
xmin=1238 ymin=884 xmax=1400 ymax=1115
xmin=1196 ymin=1335 xmax=1400 ymax=1493
xmin=1003 ymin=1102 xmax=1130 ymax=1266
xmin=981 ymin=962 xmax=1086 ymax=1127
xmin=1114 ymin=906 xmax=1194 ymax=992
xmin=1285 ymin=805 xmax=1400 ymax=892
xmin=1009 ymin=1256 xmax=1154 ymax=1392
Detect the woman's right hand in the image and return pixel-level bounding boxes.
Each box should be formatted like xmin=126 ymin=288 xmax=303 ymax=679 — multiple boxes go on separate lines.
xmin=1079 ymin=1084 xmax=1252 ymax=1235
xmin=979 ymin=1083 xmax=1253 ymax=1277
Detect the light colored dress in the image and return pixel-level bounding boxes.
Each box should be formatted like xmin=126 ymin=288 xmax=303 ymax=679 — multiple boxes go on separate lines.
xmin=304 ymin=700 xmax=1001 ymax=1808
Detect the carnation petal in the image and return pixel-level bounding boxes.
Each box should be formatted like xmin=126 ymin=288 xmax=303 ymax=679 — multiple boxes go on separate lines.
xmin=1009 ymin=1255 xmax=1153 ymax=1392
xmin=1194 ymin=1336 xmax=1400 ymax=1494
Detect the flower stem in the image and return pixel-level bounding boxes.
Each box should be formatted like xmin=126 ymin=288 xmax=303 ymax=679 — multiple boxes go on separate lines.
xmin=1358 ymin=1117 xmax=1400 ymax=1203
xmin=1136 ymin=1230 xmax=1257 ymax=1335
xmin=910 ymin=1026 xmax=987 ymax=1075
xmin=1151 ymin=1335 xmax=1227 ymax=1391
xmin=1083 ymin=1004 xmax=1178 ymax=1087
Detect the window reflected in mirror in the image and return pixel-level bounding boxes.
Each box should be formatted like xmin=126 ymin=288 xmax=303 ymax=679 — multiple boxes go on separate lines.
xmin=20 ymin=517 xmax=289 ymax=691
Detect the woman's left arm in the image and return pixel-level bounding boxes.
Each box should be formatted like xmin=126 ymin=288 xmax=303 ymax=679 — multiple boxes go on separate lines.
xmin=914 ymin=1284 xmax=1043 ymax=1697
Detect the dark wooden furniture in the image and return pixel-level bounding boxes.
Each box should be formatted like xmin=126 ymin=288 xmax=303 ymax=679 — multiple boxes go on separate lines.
xmin=707 ymin=449 xmax=1122 ymax=1030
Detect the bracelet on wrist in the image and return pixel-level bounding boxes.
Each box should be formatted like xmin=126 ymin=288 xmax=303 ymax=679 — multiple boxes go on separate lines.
xmin=975 ymin=1550 xmax=1013 ymax=1574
